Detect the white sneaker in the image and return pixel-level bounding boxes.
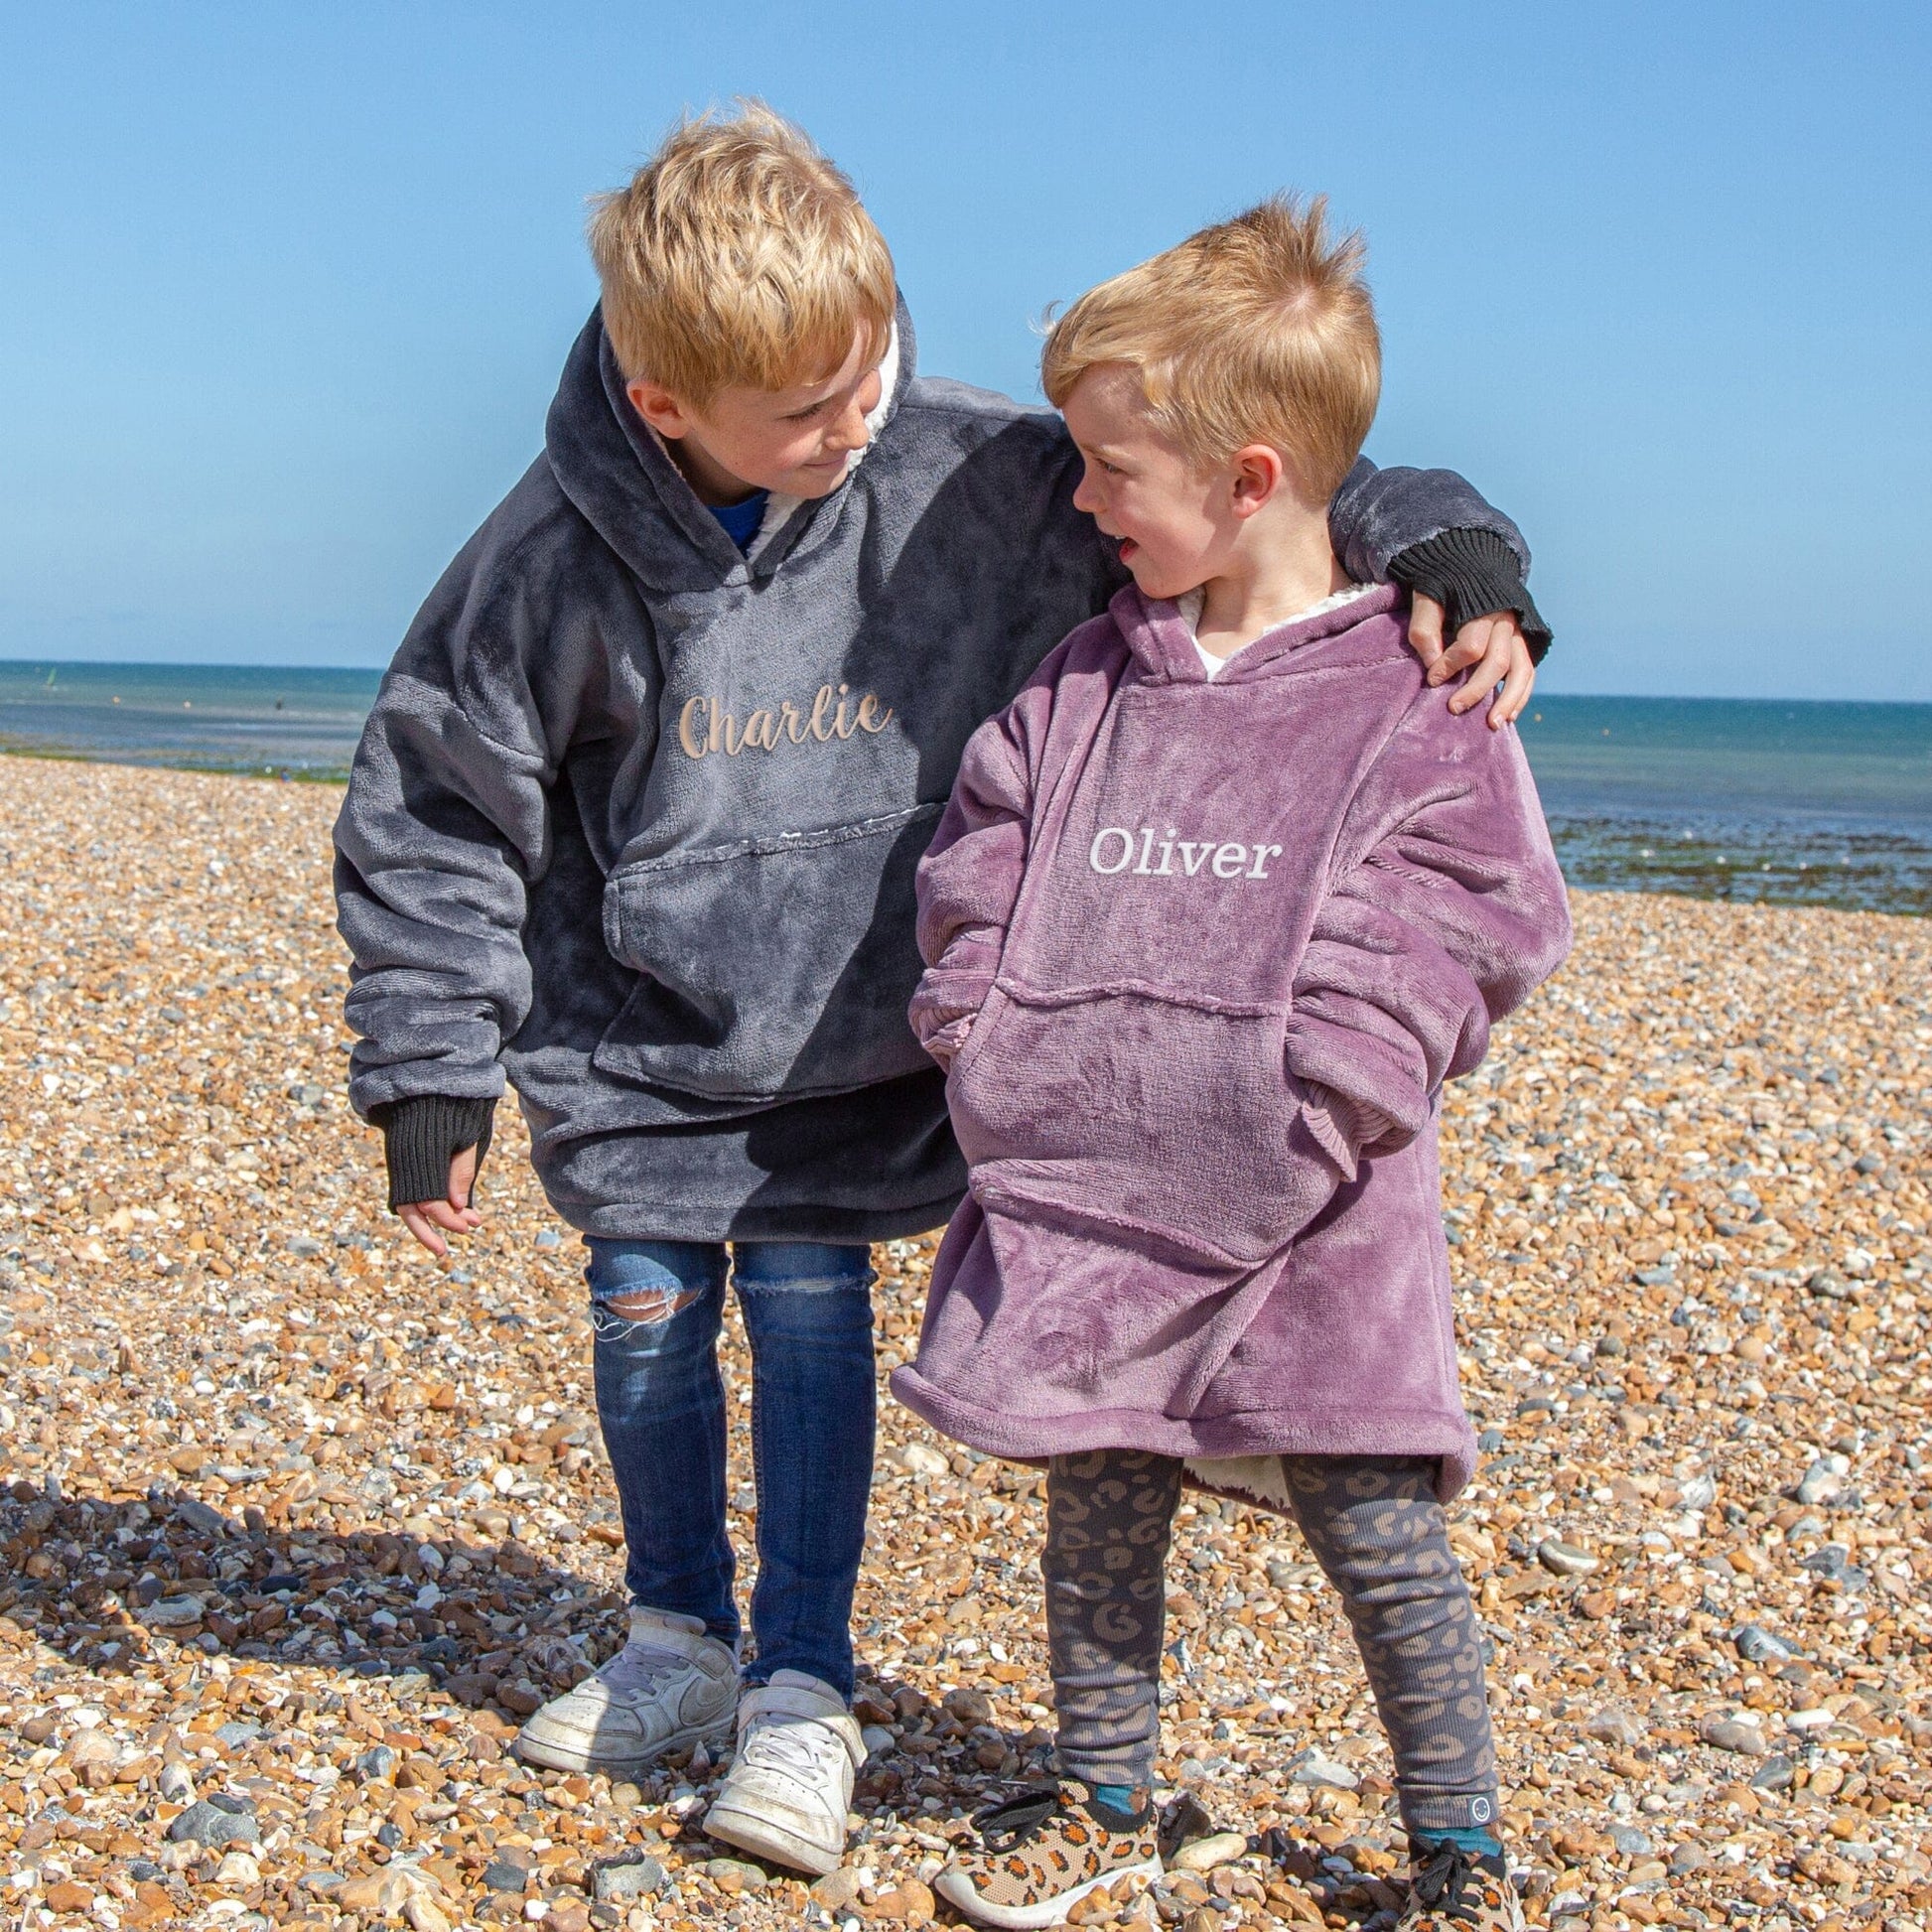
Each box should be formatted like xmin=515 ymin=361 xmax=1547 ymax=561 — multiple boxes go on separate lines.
xmin=514 ymin=1607 xmax=738 ymax=1778
xmin=703 ymin=1670 xmax=866 ymax=1876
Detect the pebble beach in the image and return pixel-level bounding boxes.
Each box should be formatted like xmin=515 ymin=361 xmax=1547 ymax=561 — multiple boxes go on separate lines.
xmin=1 ymin=757 xmax=1928 ymax=1932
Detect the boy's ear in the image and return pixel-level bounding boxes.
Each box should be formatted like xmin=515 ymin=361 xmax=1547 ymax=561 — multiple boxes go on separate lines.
xmin=1228 ymin=443 xmax=1287 ymax=518
xmin=626 ymin=376 xmax=694 ymax=441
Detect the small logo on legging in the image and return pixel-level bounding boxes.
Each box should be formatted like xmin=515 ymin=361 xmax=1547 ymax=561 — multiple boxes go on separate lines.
xmin=1469 ymin=1796 xmax=1493 ymax=1824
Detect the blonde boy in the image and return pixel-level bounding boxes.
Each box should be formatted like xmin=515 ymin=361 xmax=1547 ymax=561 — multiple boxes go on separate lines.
xmin=897 ymin=199 xmax=1568 ymax=1929
xmin=338 ymin=108 xmax=1548 ymax=1875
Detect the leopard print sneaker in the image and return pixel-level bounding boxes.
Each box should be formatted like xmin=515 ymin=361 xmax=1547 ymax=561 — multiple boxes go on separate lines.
xmin=1396 ymin=1839 xmax=1525 ymax=1931
xmin=933 ymin=1781 xmax=1163 ymax=1929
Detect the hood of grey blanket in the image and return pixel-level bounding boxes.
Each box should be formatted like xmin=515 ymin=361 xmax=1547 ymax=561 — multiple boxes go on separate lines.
xmin=544 ymin=299 xmax=916 ymax=591
xmin=337 ymin=298 xmax=1121 ymax=1241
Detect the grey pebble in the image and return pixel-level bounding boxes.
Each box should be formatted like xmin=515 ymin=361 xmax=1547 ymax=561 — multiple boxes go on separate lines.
xmin=167 ymin=1797 xmax=261 ymax=1848
xmin=1537 ymin=1539 xmax=1599 ymax=1578
xmin=142 ymin=1595 xmax=206 ymax=1631
xmin=1794 ymin=1454 xmax=1849 ymax=1505
xmin=1266 ymin=1558 xmax=1318 ymax=1589
xmin=1582 ymin=1706 xmax=1646 ymax=1748
xmin=1732 ymin=1622 xmax=1795 ymax=1664
xmin=1609 ymin=1825 xmax=1653 ymax=1857
xmin=1286 ymin=1746 xmax=1359 ymax=1791
xmin=1699 ymin=1717 xmax=1767 ymax=1756
xmin=483 ymin=1856 xmax=532 ymax=1892
xmin=594 ymin=1855 xmax=668 ymax=1902
xmin=1678 ymin=1472 xmax=1717 ymax=1511
xmin=174 ymin=1496 xmax=227 ymax=1536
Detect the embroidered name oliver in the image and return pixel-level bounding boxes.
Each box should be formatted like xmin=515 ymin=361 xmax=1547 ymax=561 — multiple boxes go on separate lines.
xmin=1088 ymin=826 xmax=1286 ymax=881
xmin=676 ymin=683 xmax=894 ymax=759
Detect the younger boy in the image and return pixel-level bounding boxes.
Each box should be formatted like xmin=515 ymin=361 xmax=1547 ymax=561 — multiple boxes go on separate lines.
xmin=895 ymin=200 xmax=1571 ymax=1928
xmin=337 ymin=107 xmax=1549 ymax=1877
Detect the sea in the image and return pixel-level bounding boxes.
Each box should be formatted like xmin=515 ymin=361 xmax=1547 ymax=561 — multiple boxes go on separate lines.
xmin=3 ymin=660 xmax=1928 ymax=917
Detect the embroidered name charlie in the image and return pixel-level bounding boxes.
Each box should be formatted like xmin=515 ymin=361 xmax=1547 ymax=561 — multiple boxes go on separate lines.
xmin=1088 ymin=826 xmax=1285 ymax=881
xmin=677 ymin=683 xmax=894 ymax=760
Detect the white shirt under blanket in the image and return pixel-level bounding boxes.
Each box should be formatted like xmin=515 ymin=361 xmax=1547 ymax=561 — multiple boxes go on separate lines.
xmin=1179 ymin=582 xmax=1378 ymax=680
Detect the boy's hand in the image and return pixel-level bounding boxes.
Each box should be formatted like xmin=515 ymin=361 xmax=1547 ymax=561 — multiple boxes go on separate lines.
xmin=398 ymin=1146 xmax=483 ymax=1257
xmin=1408 ymin=596 xmax=1537 ymax=729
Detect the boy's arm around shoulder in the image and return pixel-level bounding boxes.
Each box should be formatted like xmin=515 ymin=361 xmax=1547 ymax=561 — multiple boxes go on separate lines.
xmin=1328 ymin=457 xmax=1536 ymax=629
xmin=1330 ymin=459 xmax=1553 ymax=726
xmin=334 ymin=482 xmax=613 ymax=1212
xmin=1286 ymin=690 xmax=1573 ymax=1176
xmin=908 ymin=644 xmax=1074 ymax=1065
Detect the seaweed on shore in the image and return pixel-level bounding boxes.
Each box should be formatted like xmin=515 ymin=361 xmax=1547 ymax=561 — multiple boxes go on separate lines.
xmin=1549 ymin=813 xmax=1932 ymax=919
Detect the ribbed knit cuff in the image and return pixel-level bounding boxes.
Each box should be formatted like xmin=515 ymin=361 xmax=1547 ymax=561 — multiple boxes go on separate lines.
xmin=371 ymin=1095 xmax=496 ymax=1214
xmin=1388 ymin=526 xmax=1552 ymax=662
xmin=1298 ymin=1082 xmax=1361 ymax=1182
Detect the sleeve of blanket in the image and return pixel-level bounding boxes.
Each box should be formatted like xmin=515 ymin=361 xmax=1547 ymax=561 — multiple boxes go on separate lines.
xmin=1287 ymin=703 xmax=1574 ymax=1177
xmin=333 ymin=556 xmax=561 ymax=1123
xmin=1326 ymin=456 xmax=1533 ymax=589
xmin=908 ymin=691 xmax=1043 ymax=1066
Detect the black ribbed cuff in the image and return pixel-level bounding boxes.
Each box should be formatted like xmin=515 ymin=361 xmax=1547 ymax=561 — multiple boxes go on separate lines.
xmin=1388 ymin=526 xmax=1552 ymax=662
xmin=372 ymin=1095 xmax=496 ymax=1214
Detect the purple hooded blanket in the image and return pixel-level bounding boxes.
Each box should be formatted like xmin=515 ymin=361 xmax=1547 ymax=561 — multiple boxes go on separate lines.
xmin=890 ymin=582 xmax=1571 ymax=1502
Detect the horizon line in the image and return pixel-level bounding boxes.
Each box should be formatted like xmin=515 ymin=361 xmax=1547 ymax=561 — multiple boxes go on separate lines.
xmin=3 ymin=654 xmax=1929 ymax=711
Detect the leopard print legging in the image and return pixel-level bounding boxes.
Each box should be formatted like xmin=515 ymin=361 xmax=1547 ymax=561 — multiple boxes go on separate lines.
xmin=1043 ymin=1449 xmax=1499 ymax=1839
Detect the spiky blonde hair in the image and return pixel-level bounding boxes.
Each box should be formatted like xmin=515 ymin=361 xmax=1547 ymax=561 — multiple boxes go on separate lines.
xmin=1041 ymin=196 xmax=1380 ymax=498
xmin=588 ymin=101 xmax=896 ymax=402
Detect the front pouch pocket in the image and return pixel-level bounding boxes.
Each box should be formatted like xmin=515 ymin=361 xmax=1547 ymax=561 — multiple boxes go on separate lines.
xmin=949 ymin=980 xmax=1326 ymax=1270
xmin=594 ymin=803 xmax=943 ymax=1103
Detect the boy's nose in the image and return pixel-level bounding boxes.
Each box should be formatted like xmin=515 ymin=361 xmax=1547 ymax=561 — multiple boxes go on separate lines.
xmin=829 ymin=394 xmax=875 ymax=453
xmin=831 ymin=368 xmax=884 ymax=448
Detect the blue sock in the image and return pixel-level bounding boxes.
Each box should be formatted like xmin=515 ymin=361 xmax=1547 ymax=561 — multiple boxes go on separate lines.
xmin=1088 ymin=1783 xmax=1139 ymax=1816
xmin=1414 ymin=1825 xmax=1505 ymax=1860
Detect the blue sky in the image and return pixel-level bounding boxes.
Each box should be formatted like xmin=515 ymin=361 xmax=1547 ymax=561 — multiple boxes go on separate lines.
xmin=1 ymin=2 xmax=1926 ymax=699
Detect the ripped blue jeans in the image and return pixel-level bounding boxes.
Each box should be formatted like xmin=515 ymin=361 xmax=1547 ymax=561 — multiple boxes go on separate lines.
xmin=586 ymin=1239 xmax=876 ymax=1699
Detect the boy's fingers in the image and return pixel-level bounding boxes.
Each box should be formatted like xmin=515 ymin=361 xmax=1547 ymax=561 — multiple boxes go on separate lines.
xmin=1487 ymin=636 xmax=1538 ymax=729
xmin=398 ymin=1205 xmax=449 ymax=1258
xmin=448 ymin=1145 xmax=481 ymax=1211
xmin=1436 ymin=614 xmax=1501 ymax=679
xmin=1446 ymin=619 xmax=1519 ymax=714
xmin=1408 ymin=594 xmax=1447 ymax=670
